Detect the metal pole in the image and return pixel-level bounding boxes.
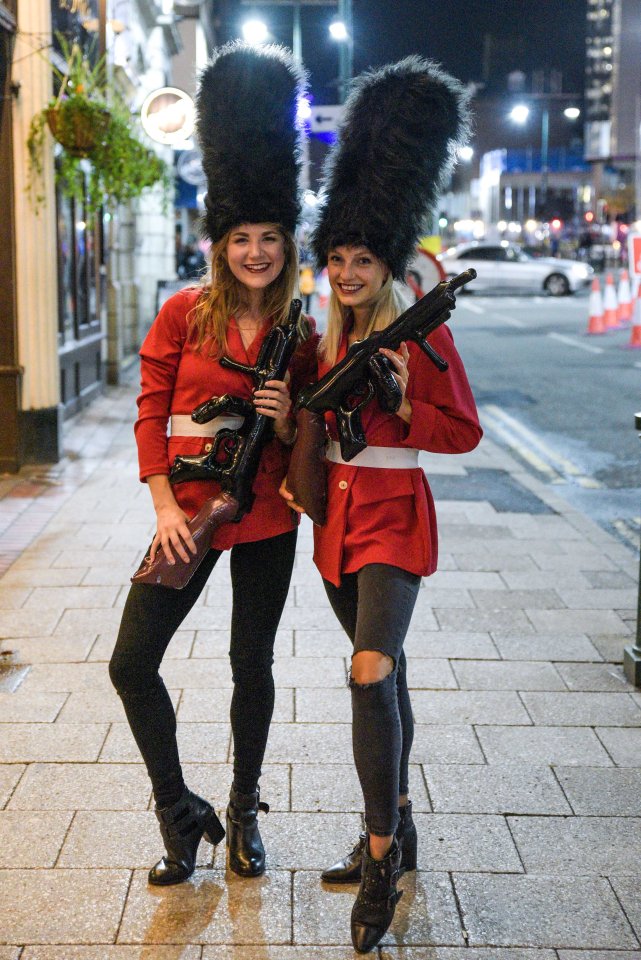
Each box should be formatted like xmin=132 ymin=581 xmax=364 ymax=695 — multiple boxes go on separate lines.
xmin=540 ymin=104 xmax=549 ymax=211
xmin=635 ymin=94 xmax=641 ymax=220
xmin=623 ymin=411 xmax=641 ymax=686
xmin=345 ymin=0 xmax=353 ymax=92
xmin=337 ymin=0 xmax=352 ymax=104
xmin=292 ymin=1 xmax=302 ymax=64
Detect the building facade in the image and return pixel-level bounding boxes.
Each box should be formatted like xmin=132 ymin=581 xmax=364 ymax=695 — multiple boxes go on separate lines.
xmin=1 ymin=0 xmax=181 ymax=471
xmin=584 ymin=0 xmax=641 ymax=217
xmin=0 ymin=0 xmax=19 ymax=472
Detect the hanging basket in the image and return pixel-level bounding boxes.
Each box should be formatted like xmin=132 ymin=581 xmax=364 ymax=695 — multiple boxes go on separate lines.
xmin=46 ymin=102 xmax=111 ymax=158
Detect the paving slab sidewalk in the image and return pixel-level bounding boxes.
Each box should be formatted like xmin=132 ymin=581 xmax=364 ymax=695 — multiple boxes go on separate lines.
xmin=0 ymin=380 xmax=640 ymax=957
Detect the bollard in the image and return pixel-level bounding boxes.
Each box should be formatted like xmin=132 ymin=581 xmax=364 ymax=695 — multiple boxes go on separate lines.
xmin=623 ymin=411 xmax=641 ymax=686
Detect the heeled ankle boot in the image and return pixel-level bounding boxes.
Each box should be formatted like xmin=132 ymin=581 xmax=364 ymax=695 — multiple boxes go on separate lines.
xmin=226 ymin=787 xmax=270 ymax=877
xmin=397 ymin=800 xmax=417 ymax=871
xmin=351 ymin=836 xmax=403 ymax=954
xmin=321 ymin=800 xmax=417 ymax=883
xmin=148 ymin=787 xmax=225 ymax=886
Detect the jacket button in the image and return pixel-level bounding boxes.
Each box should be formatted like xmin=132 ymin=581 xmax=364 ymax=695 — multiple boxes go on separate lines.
xmin=204 ymin=442 xmax=213 ymax=452
xmin=338 ymin=480 xmax=348 ymax=490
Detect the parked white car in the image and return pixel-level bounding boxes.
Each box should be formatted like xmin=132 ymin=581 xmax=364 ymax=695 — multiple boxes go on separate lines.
xmin=438 ymin=242 xmax=594 ymax=296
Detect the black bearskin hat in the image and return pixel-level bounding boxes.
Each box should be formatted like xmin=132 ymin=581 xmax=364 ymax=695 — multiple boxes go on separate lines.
xmin=197 ymin=41 xmax=307 ymax=244
xmin=310 ymin=56 xmax=470 ymax=279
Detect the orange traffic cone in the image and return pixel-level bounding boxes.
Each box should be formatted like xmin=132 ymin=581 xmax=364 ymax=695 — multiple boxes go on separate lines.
xmin=586 ymin=277 xmax=605 ymax=335
xmin=617 ymin=269 xmax=633 ymax=323
xmin=627 ymin=280 xmax=641 ymax=348
xmin=603 ymin=272 xmax=619 ymax=328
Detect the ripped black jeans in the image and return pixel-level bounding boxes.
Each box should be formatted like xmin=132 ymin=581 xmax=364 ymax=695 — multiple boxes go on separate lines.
xmin=322 ymin=563 xmax=420 ymax=836
xmin=109 ymin=529 xmax=297 ymax=808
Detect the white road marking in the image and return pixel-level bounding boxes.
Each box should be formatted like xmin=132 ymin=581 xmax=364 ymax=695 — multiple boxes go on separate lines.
xmin=459 ymin=300 xmax=486 ymax=314
xmin=497 ymin=315 xmax=526 ymax=328
xmin=548 ymin=332 xmax=604 ymax=354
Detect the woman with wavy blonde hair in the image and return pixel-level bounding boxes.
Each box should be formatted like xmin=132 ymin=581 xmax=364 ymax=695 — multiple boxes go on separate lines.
xmin=109 ymin=43 xmax=317 ymax=888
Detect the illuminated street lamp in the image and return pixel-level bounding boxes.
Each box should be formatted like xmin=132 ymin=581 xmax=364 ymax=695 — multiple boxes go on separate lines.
xmin=329 ymin=19 xmax=348 ymax=39
xmin=240 ymin=1 xmax=341 ymax=66
xmin=509 ymin=103 xmax=530 ymax=125
xmin=510 ymin=99 xmax=582 ymax=212
xmin=242 ymin=18 xmax=269 ymax=43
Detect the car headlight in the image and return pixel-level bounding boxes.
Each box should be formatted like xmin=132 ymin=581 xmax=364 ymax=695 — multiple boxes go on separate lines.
xmin=572 ymin=265 xmax=590 ymax=278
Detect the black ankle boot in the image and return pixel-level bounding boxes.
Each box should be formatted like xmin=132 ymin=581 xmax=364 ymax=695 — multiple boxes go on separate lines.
xmin=351 ymin=836 xmax=403 ymax=954
xmin=397 ymin=801 xmax=417 ymax=871
xmin=321 ymin=801 xmax=417 ymax=883
xmin=226 ymin=787 xmax=270 ymax=877
xmin=148 ymin=787 xmax=225 ymax=886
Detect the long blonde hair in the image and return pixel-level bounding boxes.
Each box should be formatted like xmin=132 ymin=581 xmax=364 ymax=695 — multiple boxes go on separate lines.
xmin=319 ymin=273 xmax=409 ymax=365
xmin=187 ymin=224 xmax=300 ymax=357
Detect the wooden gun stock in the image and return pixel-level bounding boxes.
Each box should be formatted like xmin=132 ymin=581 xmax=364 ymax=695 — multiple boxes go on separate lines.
xmin=286 ymin=408 xmax=328 ymax=526
xmin=131 ymin=493 xmax=239 ymax=589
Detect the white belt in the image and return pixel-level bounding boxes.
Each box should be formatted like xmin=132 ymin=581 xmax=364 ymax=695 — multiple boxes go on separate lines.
xmin=170 ymin=414 xmax=244 ymax=437
xmin=326 ymin=440 xmax=420 ymax=469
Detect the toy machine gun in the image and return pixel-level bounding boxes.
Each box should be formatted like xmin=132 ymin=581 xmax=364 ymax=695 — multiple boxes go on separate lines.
xmin=132 ymin=299 xmax=302 ymax=589
xmin=287 ymin=270 xmax=475 ymax=524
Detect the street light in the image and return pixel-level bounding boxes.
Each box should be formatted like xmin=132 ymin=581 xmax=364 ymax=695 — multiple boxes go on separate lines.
xmin=329 ymin=19 xmax=348 ymax=39
xmin=242 ymin=18 xmax=269 ymax=43
xmin=240 ymin=2 xmax=341 ymax=66
xmin=509 ymin=104 xmax=530 ymax=125
xmin=509 ymin=99 xmax=581 ymax=213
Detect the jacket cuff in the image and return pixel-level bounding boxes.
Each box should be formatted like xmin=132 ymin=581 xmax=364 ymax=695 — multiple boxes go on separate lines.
xmin=400 ymin=397 xmax=437 ymax=449
xmin=139 ymin=466 xmax=170 ymax=483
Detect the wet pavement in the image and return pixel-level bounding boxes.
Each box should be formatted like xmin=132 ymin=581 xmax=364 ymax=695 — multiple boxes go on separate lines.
xmin=0 ymin=375 xmax=640 ymax=958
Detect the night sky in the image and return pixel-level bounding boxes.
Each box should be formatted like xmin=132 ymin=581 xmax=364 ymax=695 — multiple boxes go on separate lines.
xmin=221 ymin=0 xmax=587 ymax=103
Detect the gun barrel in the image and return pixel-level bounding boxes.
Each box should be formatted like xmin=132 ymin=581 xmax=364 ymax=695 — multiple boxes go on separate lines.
xmin=447 ymin=268 xmax=476 ymax=294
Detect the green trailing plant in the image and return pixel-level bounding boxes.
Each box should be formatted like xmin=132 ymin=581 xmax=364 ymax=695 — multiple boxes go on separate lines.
xmin=27 ymin=38 xmax=170 ymax=222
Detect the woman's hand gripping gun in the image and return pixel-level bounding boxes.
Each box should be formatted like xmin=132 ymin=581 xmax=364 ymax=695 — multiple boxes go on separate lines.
xmin=286 ymin=270 xmax=475 ymax=525
xmin=131 ymin=300 xmax=302 ymax=589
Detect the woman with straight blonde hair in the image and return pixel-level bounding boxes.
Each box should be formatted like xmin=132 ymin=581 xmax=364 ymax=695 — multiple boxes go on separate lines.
xmin=282 ymin=58 xmax=481 ymax=953
xmin=109 ymin=43 xmax=316 ymax=887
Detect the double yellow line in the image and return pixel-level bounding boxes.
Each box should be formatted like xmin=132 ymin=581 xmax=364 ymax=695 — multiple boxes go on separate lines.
xmin=612 ymin=518 xmax=641 ymax=549
xmin=481 ymin=404 xmax=602 ymax=489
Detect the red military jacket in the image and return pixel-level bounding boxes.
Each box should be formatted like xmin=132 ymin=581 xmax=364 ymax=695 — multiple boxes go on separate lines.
xmin=135 ymin=287 xmax=316 ymax=550
xmin=313 ymin=322 xmax=482 ymax=586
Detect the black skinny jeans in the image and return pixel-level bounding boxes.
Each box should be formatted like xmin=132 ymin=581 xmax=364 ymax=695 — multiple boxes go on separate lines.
xmin=323 ymin=563 xmax=420 ymax=837
xmin=109 ymin=528 xmax=297 ymax=808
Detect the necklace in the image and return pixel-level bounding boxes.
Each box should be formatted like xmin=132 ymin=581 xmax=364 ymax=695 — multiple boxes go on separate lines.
xmin=235 ymin=317 xmax=264 ymax=333
xmin=237 ymin=322 xmax=262 ymax=332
